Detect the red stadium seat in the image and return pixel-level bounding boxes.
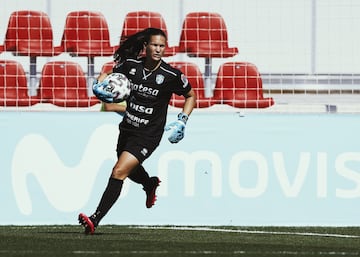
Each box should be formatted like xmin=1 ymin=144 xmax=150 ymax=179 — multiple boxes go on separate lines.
xmin=4 ymin=10 xmax=61 ymax=56
xmin=60 ymin=11 xmax=118 ymax=78
xmin=168 ymin=62 xmax=214 ymax=108
xmin=0 ymin=60 xmax=40 ymax=106
xmin=38 ymin=61 xmax=100 ymax=107
xmin=214 ymin=62 xmax=274 ymax=108
xmin=3 ymin=10 xmax=62 ymax=89
xmin=120 ymin=11 xmax=177 ymax=57
xmin=61 ymin=11 xmax=117 ymax=56
xmin=178 ymin=12 xmax=238 ymax=58
xmin=178 ymin=12 xmax=238 ymax=97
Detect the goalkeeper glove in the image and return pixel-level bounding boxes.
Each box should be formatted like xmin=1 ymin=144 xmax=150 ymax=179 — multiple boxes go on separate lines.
xmin=165 ymin=112 xmax=189 ymax=144
xmin=92 ymin=79 xmax=114 ymax=103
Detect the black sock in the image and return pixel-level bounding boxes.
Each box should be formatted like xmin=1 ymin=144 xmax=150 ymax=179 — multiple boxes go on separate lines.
xmin=92 ymin=177 xmax=123 ymax=225
xmin=128 ymin=165 xmax=150 ymax=187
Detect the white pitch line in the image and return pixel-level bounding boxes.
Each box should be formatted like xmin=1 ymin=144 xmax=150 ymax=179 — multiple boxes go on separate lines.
xmin=136 ymin=226 xmax=360 ymax=239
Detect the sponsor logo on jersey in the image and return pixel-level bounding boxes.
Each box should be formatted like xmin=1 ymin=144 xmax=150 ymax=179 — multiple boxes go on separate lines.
xmin=156 ymin=74 xmax=165 ymax=85
xmin=132 ymin=84 xmax=159 ymax=96
xmin=125 ymin=111 xmax=149 ymax=126
xmin=129 ymin=102 xmax=154 ymax=114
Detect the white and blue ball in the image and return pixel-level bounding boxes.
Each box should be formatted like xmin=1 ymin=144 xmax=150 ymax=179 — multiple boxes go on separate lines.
xmin=104 ymin=73 xmax=131 ymax=103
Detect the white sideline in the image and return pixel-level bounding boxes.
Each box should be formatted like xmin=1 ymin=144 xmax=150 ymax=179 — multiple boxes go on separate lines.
xmin=136 ymin=226 xmax=360 ymax=239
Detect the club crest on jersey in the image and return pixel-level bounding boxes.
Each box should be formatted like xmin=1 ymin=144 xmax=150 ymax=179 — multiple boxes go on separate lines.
xmin=156 ymin=74 xmax=165 ymax=85
xmin=129 ymin=68 xmax=136 ymax=75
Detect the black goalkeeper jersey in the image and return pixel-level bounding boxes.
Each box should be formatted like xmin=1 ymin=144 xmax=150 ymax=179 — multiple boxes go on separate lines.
xmin=113 ymin=58 xmax=192 ymax=137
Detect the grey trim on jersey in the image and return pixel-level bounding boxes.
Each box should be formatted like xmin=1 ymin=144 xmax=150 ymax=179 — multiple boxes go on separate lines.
xmin=121 ymin=58 xmax=179 ymax=78
xmin=159 ymin=66 xmax=177 ymax=77
xmin=126 ymin=58 xmax=142 ymax=64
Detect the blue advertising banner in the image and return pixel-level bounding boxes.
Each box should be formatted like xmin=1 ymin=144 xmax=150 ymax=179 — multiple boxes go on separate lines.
xmin=1 ymin=112 xmax=359 ymax=226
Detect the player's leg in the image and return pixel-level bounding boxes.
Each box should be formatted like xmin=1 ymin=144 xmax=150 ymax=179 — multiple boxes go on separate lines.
xmin=79 ymin=151 xmax=139 ymax=234
xmin=121 ymin=132 xmax=161 ymax=208
xmin=128 ymin=164 xmax=150 ymax=185
xmin=128 ymin=165 xmax=160 ymax=208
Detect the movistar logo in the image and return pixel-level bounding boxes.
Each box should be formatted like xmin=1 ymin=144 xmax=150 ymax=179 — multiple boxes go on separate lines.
xmin=11 ymin=124 xmax=133 ymax=215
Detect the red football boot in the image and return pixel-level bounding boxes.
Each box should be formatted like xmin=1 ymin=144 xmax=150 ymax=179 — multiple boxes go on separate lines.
xmin=144 ymin=177 xmax=161 ymax=208
xmin=78 ymin=213 xmax=96 ymax=235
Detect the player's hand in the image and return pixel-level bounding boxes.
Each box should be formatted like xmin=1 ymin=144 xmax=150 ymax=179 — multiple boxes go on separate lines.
xmin=92 ymin=79 xmax=114 ymax=103
xmin=165 ymin=113 xmax=189 ymax=143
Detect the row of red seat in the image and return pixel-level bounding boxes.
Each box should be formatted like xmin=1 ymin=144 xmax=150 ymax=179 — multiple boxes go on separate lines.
xmin=0 ymin=10 xmax=274 ymax=109
xmin=0 ymin=10 xmax=238 ymax=79
xmin=0 ymin=59 xmax=274 ymax=108
xmin=0 ymin=10 xmax=237 ymax=58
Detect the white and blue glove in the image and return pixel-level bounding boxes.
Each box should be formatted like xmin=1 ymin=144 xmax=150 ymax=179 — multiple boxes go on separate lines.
xmin=165 ymin=112 xmax=189 ymax=144
xmin=92 ymin=79 xmax=114 ymax=103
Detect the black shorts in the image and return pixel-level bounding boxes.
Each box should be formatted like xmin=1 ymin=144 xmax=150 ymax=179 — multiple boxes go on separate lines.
xmin=116 ymin=130 xmax=162 ymax=163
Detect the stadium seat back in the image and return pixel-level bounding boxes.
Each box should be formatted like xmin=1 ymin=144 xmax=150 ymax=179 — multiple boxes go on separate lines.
xmin=4 ymin=10 xmax=60 ymax=56
xmin=214 ymin=62 xmax=274 ymax=108
xmin=121 ymin=11 xmax=177 ymax=56
xmin=0 ymin=60 xmax=39 ymax=106
xmin=39 ymin=61 xmax=99 ymax=107
xmin=169 ymin=62 xmax=214 ymax=108
xmin=61 ymin=11 xmax=115 ymax=56
xmin=178 ymin=12 xmax=238 ymax=58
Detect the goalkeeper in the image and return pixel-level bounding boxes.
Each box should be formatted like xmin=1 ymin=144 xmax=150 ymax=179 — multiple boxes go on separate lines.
xmin=79 ymin=28 xmax=196 ymax=234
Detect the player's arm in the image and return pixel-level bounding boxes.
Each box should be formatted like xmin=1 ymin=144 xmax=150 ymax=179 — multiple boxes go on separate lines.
xmin=102 ymin=102 xmax=126 ymax=112
xmin=181 ymin=88 xmax=196 ymax=116
xmin=165 ymin=88 xmax=196 ymax=144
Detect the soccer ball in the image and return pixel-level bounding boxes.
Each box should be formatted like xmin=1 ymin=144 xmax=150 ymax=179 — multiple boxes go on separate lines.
xmin=104 ymin=73 xmax=131 ymax=102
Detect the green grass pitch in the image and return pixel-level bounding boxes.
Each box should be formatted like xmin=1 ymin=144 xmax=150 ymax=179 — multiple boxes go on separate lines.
xmin=0 ymin=225 xmax=359 ymax=257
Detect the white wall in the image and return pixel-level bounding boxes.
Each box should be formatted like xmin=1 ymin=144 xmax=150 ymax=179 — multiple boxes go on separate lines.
xmin=1 ymin=0 xmax=360 ymax=75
